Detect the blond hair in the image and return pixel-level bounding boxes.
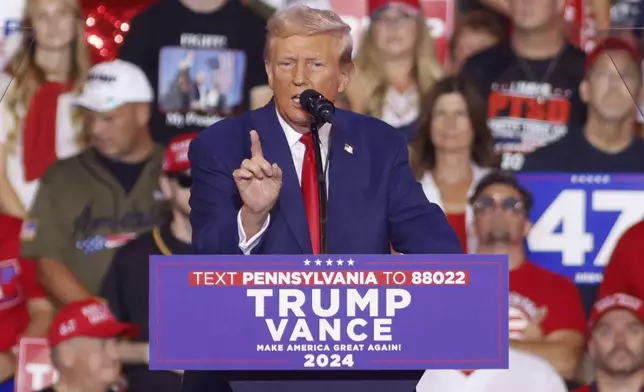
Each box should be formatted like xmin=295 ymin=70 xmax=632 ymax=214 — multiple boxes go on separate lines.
xmin=354 ymin=14 xmax=443 ymax=118
xmin=4 ymin=0 xmax=90 ymax=152
xmin=264 ymin=5 xmax=353 ymax=67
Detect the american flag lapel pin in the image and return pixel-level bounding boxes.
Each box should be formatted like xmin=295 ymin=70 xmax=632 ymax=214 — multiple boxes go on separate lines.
xmin=344 ymin=144 xmax=353 ymax=154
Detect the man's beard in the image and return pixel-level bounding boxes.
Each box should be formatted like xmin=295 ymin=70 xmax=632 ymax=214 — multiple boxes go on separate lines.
xmin=485 ymin=229 xmax=511 ymax=243
xmin=596 ymin=345 xmax=644 ymax=376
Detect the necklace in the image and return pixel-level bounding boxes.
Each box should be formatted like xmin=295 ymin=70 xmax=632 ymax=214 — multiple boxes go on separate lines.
xmin=514 ymin=46 xmax=565 ymax=104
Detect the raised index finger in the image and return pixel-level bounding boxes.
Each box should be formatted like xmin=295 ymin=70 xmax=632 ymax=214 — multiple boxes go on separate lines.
xmin=250 ymin=130 xmax=263 ymax=158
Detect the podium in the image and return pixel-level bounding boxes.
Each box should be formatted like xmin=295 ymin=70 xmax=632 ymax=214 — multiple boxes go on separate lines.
xmin=149 ymin=254 xmax=509 ymax=392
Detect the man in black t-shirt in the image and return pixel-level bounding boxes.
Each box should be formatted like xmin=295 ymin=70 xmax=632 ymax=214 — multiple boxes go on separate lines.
xmin=119 ymin=0 xmax=271 ymax=145
xmin=460 ymin=0 xmax=586 ymax=171
xmin=99 ymin=133 xmax=198 ymax=392
xmin=523 ymin=37 xmax=644 ymax=172
xmin=37 ymin=298 xmax=139 ymax=392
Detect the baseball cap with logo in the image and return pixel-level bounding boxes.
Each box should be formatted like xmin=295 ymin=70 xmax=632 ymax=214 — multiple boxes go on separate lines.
xmin=74 ymin=59 xmax=153 ymax=113
xmin=585 ymin=37 xmax=643 ymax=75
xmin=163 ymin=133 xmax=198 ymax=174
xmin=49 ymin=297 xmax=139 ymax=347
xmin=368 ymin=0 xmax=421 ymax=18
xmin=588 ymin=293 xmax=644 ymax=333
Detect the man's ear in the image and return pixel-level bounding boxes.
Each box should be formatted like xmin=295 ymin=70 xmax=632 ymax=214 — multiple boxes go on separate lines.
xmin=159 ymin=175 xmax=172 ymax=201
xmin=265 ymin=60 xmax=273 ymax=90
xmin=523 ymin=220 xmax=533 ymax=237
xmin=337 ymin=62 xmax=355 ymax=94
xmin=580 ymin=79 xmax=590 ymax=104
xmin=135 ymin=103 xmax=152 ymax=127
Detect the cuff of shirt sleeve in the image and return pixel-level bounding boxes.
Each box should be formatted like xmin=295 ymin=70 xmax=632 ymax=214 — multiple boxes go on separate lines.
xmin=237 ymin=209 xmax=270 ymax=254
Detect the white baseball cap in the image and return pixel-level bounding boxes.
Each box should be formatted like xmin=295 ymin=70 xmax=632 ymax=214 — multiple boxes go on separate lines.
xmin=75 ymin=59 xmax=153 ymax=112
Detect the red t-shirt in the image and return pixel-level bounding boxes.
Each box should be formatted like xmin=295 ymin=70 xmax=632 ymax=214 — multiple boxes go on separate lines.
xmin=599 ymin=220 xmax=644 ymax=300
xmin=572 ymin=386 xmax=590 ymax=392
xmin=446 ymin=212 xmax=467 ymax=253
xmin=509 ymin=261 xmax=586 ymax=339
xmin=0 ymin=214 xmax=45 ymax=352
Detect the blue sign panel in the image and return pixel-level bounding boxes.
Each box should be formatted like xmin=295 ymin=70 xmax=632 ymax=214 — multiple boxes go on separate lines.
xmin=150 ymin=254 xmax=509 ymax=371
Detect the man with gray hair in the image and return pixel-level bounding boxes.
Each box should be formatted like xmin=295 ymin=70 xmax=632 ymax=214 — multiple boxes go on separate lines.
xmin=184 ymin=4 xmax=461 ymax=392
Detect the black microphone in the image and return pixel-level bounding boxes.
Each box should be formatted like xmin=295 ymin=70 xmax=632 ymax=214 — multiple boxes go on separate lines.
xmin=299 ymin=89 xmax=335 ymax=124
xmin=298 ymin=89 xmax=331 ymax=254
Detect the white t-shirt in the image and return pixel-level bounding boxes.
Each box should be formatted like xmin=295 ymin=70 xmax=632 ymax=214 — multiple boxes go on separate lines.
xmin=0 ymin=72 xmax=81 ymax=211
xmin=416 ymin=349 xmax=568 ymax=392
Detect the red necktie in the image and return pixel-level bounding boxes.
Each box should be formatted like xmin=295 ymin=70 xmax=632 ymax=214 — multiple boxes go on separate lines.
xmin=300 ymin=133 xmax=321 ymax=254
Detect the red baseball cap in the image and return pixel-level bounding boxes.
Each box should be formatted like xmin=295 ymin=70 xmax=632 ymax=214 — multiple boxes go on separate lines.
xmin=49 ymin=298 xmax=139 ymax=347
xmin=588 ymin=293 xmax=644 ymax=333
xmin=163 ymin=132 xmax=198 ymax=174
xmin=585 ymin=37 xmax=643 ymax=74
xmin=368 ymin=0 xmax=421 ymax=18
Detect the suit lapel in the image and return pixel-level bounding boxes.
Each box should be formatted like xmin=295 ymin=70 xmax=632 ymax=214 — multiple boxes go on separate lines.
xmin=327 ymin=114 xmax=357 ymax=252
xmin=253 ymin=103 xmax=312 ymax=253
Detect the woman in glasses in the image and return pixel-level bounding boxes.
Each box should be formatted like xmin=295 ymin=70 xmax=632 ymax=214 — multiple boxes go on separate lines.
xmin=409 ymin=74 xmax=499 ymax=253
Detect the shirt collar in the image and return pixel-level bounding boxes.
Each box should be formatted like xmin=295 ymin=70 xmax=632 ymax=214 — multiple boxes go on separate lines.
xmin=275 ymin=109 xmax=331 ymax=150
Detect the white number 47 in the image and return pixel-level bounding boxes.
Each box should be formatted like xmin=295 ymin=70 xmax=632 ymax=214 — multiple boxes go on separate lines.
xmin=527 ymin=190 xmax=644 ymax=267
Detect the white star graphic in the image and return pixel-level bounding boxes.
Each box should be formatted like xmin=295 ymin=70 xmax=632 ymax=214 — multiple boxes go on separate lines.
xmin=326 ymin=259 xmax=334 ymax=266
xmin=337 ymin=259 xmax=344 ymax=266
xmin=347 ymin=258 xmax=355 ymax=266
xmin=303 ymin=259 xmax=311 ymax=266
xmin=314 ymin=259 xmax=323 ymax=266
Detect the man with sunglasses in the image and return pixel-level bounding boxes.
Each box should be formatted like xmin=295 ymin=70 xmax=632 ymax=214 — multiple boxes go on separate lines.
xmin=98 ymin=133 xmax=198 ymax=392
xmin=470 ymin=171 xmax=586 ymax=384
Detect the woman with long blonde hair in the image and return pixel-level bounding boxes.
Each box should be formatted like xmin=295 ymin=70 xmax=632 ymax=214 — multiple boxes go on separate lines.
xmin=346 ymin=0 xmax=443 ymax=141
xmin=0 ymin=0 xmax=90 ymax=217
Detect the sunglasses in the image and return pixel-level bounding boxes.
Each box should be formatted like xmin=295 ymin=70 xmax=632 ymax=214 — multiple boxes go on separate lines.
xmin=472 ymin=194 xmax=524 ymax=213
xmin=169 ymin=173 xmax=192 ymax=189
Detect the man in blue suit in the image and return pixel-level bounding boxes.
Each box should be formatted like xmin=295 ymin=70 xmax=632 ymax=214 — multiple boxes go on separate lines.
xmin=184 ymin=4 xmax=462 ymax=392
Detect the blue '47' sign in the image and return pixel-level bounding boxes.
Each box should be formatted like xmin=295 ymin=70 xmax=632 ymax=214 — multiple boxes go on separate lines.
xmin=517 ymin=173 xmax=644 ymax=285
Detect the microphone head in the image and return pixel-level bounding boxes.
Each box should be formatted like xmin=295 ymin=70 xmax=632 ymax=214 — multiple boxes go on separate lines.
xmin=299 ymin=89 xmax=322 ymax=109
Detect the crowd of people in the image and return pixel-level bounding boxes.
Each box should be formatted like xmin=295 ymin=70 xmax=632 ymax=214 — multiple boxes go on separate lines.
xmin=0 ymin=0 xmax=643 ymax=391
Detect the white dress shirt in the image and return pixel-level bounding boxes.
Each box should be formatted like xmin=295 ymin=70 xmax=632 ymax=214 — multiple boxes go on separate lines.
xmin=418 ymin=163 xmax=492 ymax=253
xmin=236 ymin=111 xmax=330 ymax=254
xmin=415 ymin=349 xmax=567 ymax=392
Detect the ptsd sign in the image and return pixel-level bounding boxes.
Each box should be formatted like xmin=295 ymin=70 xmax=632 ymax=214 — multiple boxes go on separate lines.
xmin=150 ymin=254 xmax=508 ymax=371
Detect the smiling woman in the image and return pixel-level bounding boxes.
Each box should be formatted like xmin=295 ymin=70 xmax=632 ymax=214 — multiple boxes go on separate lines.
xmin=0 ymin=0 xmax=90 ymax=218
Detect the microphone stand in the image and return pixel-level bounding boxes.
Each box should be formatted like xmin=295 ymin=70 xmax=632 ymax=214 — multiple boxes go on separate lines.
xmin=309 ymin=120 xmax=328 ymax=254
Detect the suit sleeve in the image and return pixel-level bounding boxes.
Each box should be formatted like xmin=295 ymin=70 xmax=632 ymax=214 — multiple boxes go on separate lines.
xmin=387 ymin=134 xmax=463 ymax=254
xmin=189 ymin=136 xmax=244 ymax=255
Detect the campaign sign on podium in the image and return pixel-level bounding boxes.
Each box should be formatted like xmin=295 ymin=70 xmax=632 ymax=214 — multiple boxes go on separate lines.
xmin=149 ymin=254 xmax=509 ymax=371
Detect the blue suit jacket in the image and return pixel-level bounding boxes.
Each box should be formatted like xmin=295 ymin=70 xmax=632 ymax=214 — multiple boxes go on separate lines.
xmin=189 ymin=101 xmax=462 ymax=256
xmin=184 ymin=101 xmax=462 ymax=392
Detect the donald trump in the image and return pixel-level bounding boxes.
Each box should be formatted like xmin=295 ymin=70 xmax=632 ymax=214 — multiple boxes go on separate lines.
xmin=184 ymin=4 xmax=462 ymax=392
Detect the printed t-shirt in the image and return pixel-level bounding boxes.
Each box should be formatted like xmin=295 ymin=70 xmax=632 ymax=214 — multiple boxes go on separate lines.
xmin=509 ymin=261 xmax=587 ymax=339
xmin=416 ymin=348 xmax=567 ymax=392
xmin=460 ymin=41 xmax=586 ymax=171
xmin=0 ymin=214 xmax=45 ymax=352
xmin=118 ymin=0 xmax=268 ymax=145
xmin=20 ymin=148 xmax=167 ymax=295
xmin=599 ymin=219 xmax=644 ymax=300
xmin=522 ymin=128 xmax=644 ymax=172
